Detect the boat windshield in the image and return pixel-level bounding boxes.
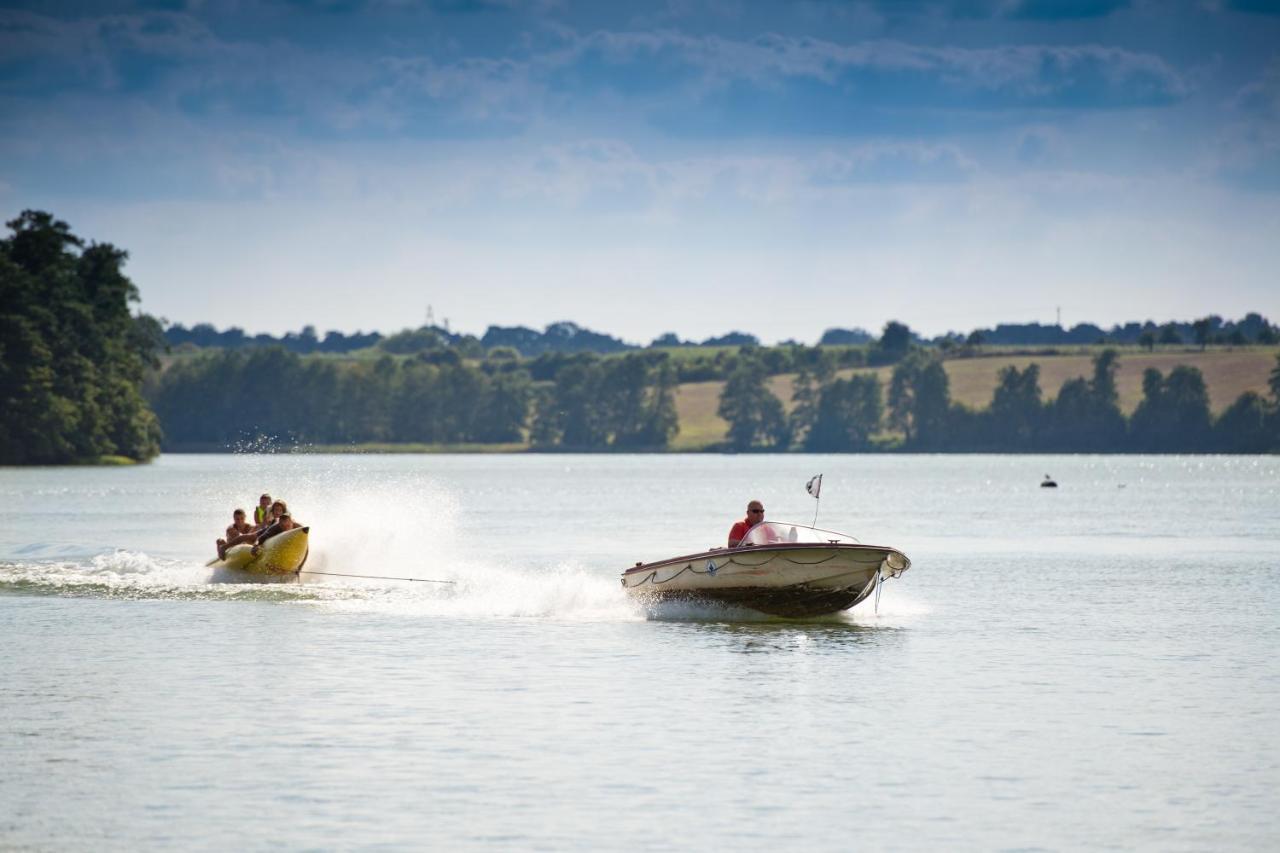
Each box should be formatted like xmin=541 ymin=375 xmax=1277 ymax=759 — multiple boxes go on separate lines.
xmin=740 ymin=522 xmax=859 ymax=547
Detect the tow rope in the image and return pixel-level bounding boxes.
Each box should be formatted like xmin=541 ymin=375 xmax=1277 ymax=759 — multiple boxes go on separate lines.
xmin=296 ymin=569 xmax=455 ymax=584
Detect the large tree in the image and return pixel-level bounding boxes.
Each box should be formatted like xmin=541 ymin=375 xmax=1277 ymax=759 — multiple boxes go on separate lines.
xmin=1213 ymin=392 xmax=1273 ymax=453
xmin=789 ymin=348 xmax=836 ymax=445
xmin=0 ymin=211 xmax=161 ymax=463
xmin=888 ymin=350 xmax=950 ymax=447
xmin=804 ymin=375 xmax=883 ymax=451
xmin=717 ymin=355 xmax=789 ymax=450
xmin=1043 ymin=349 xmax=1126 ymax=451
xmin=1129 ymin=365 xmax=1213 ymax=451
xmin=989 ymin=364 xmax=1044 ymax=449
xmin=872 ymin=320 xmax=913 ymax=365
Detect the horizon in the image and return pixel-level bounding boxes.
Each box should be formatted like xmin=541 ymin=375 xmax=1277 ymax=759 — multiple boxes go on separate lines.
xmin=4 ymin=1 xmax=1279 ymax=342
xmin=161 ymin=309 xmax=1276 ymax=349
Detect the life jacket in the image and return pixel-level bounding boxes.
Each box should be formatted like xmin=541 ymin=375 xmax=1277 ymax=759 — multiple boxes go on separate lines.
xmin=255 ymin=506 xmax=270 ymax=525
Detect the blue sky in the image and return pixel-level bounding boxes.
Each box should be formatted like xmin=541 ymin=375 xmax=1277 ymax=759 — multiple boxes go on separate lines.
xmin=2 ymin=0 xmax=1278 ymax=343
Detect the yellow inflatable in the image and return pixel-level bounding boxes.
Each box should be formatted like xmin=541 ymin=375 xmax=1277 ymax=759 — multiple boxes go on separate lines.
xmin=206 ymin=527 xmax=310 ymax=576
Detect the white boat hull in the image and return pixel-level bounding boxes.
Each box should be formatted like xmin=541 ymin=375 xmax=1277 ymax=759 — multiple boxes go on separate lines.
xmin=622 ymin=543 xmax=909 ymax=618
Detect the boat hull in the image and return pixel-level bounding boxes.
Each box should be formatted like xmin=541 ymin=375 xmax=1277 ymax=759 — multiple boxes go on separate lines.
xmin=206 ymin=527 xmax=310 ymax=576
xmin=622 ymin=543 xmax=908 ymax=618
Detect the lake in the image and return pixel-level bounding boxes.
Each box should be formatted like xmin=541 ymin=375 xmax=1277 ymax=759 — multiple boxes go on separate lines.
xmin=2 ymin=454 xmax=1278 ymax=850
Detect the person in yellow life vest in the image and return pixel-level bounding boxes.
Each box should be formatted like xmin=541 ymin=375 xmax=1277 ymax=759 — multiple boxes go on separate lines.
xmin=253 ymin=494 xmax=272 ymax=529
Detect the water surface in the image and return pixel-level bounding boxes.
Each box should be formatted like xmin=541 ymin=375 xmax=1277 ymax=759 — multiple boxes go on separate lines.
xmin=3 ymin=454 xmax=1278 ymax=849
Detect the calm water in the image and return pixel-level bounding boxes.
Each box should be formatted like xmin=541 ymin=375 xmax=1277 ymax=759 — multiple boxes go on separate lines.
xmin=2 ymin=454 xmax=1278 ymax=850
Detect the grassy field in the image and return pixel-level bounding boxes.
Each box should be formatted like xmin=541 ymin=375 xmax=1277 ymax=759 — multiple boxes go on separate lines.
xmin=670 ymin=347 xmax=1279 ymax=451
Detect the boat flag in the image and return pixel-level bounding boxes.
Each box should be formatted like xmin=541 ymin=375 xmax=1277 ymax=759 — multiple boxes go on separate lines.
xmin=806 ymin=474 xmax=823 ymax=526
xmin=806 ymin=474 xmax=823 ymax=499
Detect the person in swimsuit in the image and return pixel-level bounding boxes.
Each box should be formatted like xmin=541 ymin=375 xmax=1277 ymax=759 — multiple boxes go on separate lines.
xmin=216 ymin=508 xmax=257 ymax=560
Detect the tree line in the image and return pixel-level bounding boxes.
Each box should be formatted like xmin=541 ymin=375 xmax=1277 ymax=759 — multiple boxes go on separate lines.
xmin=4 ymin=210 xmax=1279 ymax=461
xmin=148 ymin=347 xmax=680 ymax=450
xmin=716 ymin=348 xmax=1280 ymax=453
xmin=167 ymin=311 xmax=1279 ymax=360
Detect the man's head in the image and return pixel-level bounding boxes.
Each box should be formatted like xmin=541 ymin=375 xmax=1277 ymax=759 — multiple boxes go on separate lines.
xmin=233 ymin=509 xmax=246 ymax=523
xmin=259 ymin=494 xmax=271 ymax=507
xmin=746 ymin=500 xmax=765 ymax=522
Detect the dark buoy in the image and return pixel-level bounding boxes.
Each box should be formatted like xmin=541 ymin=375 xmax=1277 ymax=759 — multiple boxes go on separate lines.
xmin=1041 ymin=474 xmax=1058 ymax=488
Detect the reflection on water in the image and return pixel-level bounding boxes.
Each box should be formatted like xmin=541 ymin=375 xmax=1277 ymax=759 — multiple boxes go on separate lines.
xmin=679 ymin=619 xmax=906 ymax=654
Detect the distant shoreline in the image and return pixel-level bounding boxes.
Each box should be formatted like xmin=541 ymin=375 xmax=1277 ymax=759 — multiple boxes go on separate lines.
xmin=156 ymin=444 xmax=1276 ymax=456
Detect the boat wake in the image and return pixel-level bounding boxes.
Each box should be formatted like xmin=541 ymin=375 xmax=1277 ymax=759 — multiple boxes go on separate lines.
xmin=0 ymin=549 xmax=927 ymax=625
xmin=1 ymin=477 xmax=927 ymax=623
xmin=0 ymin=550 xmax=332 ymax=603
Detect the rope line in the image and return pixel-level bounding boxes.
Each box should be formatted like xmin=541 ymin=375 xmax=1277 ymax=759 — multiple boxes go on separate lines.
xmin=297 ymin=569 xmax=455 ymax=584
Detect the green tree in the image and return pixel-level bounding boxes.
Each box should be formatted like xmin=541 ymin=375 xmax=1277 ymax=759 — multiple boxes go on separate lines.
xmin=0 ymin=211 xmax=161 ymax=463
xmin=379 ymin=327 xmax=445 ymax=354
xmin=474 ymin=369 xmax=531 ymax=443
xmin=1129 ymin=365 xmax=1213 ymax=451
xmin=1191 ymin=317 xmax=1213 ymax=350
xmin=390 ymin=361 xmax=443 ymax=442
xmin=871 ymin=320 xmax=913 ymax=365
xmin=533 ymin=360 xmax=608 ymax=448
xmin=804 ymin=375 xmax=882 ymax=451
xmin=624 ymin=358 xmax=680 ymax=449
xmin=0 ymin=282 xmax=78 ymax=462
xmin=1213 ymin=392 xmax=1274 ymax=452
xmin=718 ymin=356 xmax=788 ymax=450
xmin=1043 ymin=350 xmax=1127 ymax=451
xmin=600 ymin=355 xmax=651 ymax=447
xmin=528 ymin=386 xmax=558 ymax=447
xmin=788 ymin=349 xmax=835 ymax=445
xmin=888 ymin=350 xmax=950 ymax=447
xmin=989 ymin=364 xmax=1044 ymax=448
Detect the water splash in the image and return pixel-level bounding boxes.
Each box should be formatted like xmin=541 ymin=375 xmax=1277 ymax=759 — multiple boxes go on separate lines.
xmin=2 ymin=464 xmax=926 ymax=624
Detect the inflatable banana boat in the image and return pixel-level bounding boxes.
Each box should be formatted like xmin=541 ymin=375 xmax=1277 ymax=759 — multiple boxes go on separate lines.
xmin=206 ymin=526 xmax=310 ymax=576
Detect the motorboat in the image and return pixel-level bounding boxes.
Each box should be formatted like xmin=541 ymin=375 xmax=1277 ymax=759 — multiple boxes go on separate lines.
xmin=621 ymin=521 xmax=910 ymax=618
xmin=206 ymin=527 xmax=310 ymax=576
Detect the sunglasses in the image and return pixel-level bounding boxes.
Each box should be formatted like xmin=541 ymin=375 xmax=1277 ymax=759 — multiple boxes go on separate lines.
xmin=749 ymin=508 xmax=765 ymax=513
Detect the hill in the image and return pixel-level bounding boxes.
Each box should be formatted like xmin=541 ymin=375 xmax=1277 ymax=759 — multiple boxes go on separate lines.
xmin=671 ymin=347 xmax=1279 ymax=450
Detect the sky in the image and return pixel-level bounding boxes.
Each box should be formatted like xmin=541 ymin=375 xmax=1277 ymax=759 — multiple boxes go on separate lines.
xmin=2 ymin=0 xmax=1278 ymax=344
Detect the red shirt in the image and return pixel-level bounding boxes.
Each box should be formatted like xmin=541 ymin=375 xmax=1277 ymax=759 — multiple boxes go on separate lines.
xmin=728 ymin=517 xmax=753 ymax=547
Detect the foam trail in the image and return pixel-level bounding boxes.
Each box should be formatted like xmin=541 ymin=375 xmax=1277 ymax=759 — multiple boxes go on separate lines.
xmin=0 ymin=550 xmax=329 ymax=602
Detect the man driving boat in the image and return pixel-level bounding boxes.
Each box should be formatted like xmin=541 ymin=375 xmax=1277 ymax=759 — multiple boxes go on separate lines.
xmin=727 ymin=500 xmax=765 ymax=548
